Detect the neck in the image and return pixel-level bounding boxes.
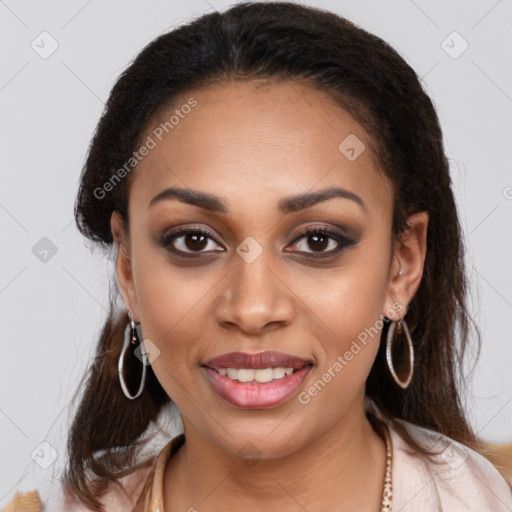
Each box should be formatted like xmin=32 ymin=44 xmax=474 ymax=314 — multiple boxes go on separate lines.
xmin=164 ymin=397 xmax=386 ymax=512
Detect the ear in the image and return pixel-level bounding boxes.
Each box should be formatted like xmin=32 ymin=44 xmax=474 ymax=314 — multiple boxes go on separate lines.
xmin=383 ymin=211 xmax=428 ymax=319
xmin=111 ymin=211 xmax=139 ymax=321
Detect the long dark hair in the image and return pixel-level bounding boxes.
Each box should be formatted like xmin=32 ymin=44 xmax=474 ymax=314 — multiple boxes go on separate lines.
xmin=66 ymin=2 xmax=485 ymax=509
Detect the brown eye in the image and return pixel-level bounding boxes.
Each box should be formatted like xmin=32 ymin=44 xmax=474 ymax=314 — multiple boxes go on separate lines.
xmin=161 ymin=228 xmax=224 ymax=255
xmin=302 ymin=232 xmax=331 ymax=252
xmin=182 ymin=232 xmax=208 ymax=251
xmin=286 ymin=227 xmax=356 ymax=257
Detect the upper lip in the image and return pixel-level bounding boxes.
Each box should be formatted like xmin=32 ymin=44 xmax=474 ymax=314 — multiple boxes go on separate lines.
xmin=202 ymin=350 xmax=314 ymax=370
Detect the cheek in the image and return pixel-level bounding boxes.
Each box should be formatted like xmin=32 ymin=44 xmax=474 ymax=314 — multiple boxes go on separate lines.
xmin=301 ymin=241 xmax=391 ymax=336
xmin=130 ymin=248 xmax=218 ymax=392
xmin=303 ymin=243 xmax=391 ymax=385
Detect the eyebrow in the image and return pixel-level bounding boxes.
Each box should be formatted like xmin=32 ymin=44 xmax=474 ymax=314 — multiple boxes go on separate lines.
xmin=148 ymin=186 xmax=366 ymax=214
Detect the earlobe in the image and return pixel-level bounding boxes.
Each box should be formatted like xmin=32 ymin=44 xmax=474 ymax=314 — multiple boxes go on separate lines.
xmin=110 ymin=211 xmax=138 ymax=317
xmin=384 ymin=211 xmax=429 ymax=317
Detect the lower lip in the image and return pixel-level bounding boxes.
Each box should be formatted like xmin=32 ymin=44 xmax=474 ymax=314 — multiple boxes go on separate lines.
xmin=203 ymin=366 xmax=313 ymax=409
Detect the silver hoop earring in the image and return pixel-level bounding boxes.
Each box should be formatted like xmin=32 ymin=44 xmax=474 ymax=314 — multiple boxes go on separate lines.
xmin=118 ymin=307 xmax=147 ymax=400
xmin=386 ymin=318 xmax=414 ymax=389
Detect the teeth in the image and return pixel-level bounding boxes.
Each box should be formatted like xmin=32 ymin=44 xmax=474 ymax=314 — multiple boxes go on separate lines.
xmin=273 ymin=367 xmax=285 ymax=379
xmin=217 ymin=367 xmax=297 ymax=382
xmin=226 ymin=368 xmax=238 ymax=379
xmin=238 ymin=369 xmax=255 ymax=382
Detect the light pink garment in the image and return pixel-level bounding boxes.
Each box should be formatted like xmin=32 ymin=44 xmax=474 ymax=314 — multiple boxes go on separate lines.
xmin=8 ymin=399 xmax=512 ymax=511
xmin=365 ymin=399 xmax=512 ymax=511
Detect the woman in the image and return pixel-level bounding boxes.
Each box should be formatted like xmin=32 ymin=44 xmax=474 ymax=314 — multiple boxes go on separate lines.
xmin=4 ymin=2 xmax=512 ymax=511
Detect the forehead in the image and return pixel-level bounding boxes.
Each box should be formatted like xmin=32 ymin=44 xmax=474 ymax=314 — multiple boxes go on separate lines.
xmin=129 ymin=79 xmax=393 ymax=220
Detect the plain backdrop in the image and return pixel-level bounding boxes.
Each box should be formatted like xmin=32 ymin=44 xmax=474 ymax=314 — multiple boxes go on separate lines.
xmin=1 ymin=0 xmax=511 ymax=506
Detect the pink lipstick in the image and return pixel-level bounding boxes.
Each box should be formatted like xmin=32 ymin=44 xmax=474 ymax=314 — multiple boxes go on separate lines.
xmin=202 ymin=350 xmax=313 ymax=409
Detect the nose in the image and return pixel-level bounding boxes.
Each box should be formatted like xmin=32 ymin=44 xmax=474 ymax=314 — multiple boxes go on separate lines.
xmin=214 ymin=247 xmax=295 ymax=335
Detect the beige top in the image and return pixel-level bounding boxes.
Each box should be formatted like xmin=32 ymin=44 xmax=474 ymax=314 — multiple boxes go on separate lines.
xmin=4 ymin=400 xmax=512 ymax=511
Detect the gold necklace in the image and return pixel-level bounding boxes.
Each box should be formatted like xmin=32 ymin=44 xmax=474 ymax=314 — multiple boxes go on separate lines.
xmin=380 ymin=423 xmax=393 ymax=511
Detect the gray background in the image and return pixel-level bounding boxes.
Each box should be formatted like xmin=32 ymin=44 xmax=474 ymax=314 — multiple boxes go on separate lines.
xmin=1 ymin=0 xmax=511 ymax=506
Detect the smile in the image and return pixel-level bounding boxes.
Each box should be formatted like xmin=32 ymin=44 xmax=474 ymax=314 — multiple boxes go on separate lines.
xmin=216 ymin=366 xmax=298 ymax=382
xmin=201 ymin=351 xmax=314 ymax=409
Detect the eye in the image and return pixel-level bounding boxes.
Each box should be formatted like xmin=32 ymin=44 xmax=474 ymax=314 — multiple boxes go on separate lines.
xmin=160 ymin=228 xmax=224 ymax=255
xmin=159 ymin=225 xmax=357 ymax=259
xmin=286 ymin=227 xmax=356 ymax=257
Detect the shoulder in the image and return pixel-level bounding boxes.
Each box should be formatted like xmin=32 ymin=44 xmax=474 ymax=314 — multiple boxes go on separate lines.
xmin=1 ymin=463 xmax=154 ymax=512
xmin=1 ymin=490 xmax=43 ymax=512
xmin=2 ymin=431 xmax=183 ymax=512
xmin=390 ymin=418 xmax=512 ymax=511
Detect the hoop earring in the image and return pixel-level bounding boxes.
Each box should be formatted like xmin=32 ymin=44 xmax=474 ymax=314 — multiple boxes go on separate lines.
xmin=386 ymin=318 xmax=414 ymax=389
xmin=118 ymin=307 xmax=147 ymax=400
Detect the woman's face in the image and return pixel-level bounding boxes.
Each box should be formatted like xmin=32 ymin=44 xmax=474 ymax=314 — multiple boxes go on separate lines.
xmin=112 ymin=79 xmax=417 ymax=459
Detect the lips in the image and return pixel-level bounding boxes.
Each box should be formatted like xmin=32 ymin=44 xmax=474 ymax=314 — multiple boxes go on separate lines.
xmin=201 ymin=350 xmax=314 ymax=409
xmin=202 ymin=350 xmax=313 ymax=370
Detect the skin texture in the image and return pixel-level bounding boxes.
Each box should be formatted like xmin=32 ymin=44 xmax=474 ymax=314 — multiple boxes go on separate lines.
xmin=111 ymin=79 xmax=428 ymax=511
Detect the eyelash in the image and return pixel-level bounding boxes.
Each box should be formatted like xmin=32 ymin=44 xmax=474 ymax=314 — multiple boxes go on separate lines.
xmin=159 ymin=225 xmax=357 ymax=260
xmin=289 ymin=227 xmax=356 ymax=258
